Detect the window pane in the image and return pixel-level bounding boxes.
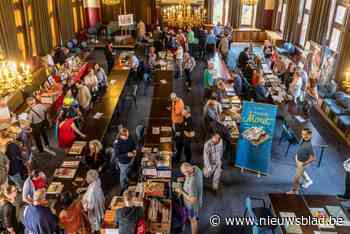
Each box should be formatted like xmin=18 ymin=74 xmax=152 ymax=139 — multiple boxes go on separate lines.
xmin=241 ymin=4 xmax=253 ymax=26
xmin=326 ymin=0 xmax=337 ymax=39
xmin=299 ymin=14 xmax=309 ymax=46
xmin=280 ymin=4 xmax=287 ymax=32
xmin=297 ymin=0 xmax=305 ymax=23
xmin=305 ymin=0 xmax=312 ymax=10
xmin=212 ymin=0 xmax=224 ymax=24
xmin=329 ymin=28 xmax=341 ymax=52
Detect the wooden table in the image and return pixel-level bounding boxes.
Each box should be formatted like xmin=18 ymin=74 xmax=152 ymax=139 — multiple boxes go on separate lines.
xmin=269 ymin=193 xmax=350 ymax=234
xmin=48 ymin=63 xmax=130 ymax=213
xmin=83 ymin=68 xmax=130 ymax=141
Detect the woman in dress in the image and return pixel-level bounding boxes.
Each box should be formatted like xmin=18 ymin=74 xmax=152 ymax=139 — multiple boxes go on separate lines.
xmin=58 ymin=111 xmax=86 ymax=150
xmin=81 ymin=170 xmax=105 ymax=234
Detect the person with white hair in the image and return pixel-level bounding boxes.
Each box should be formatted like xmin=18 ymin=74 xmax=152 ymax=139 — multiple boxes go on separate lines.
xmin=23 ymin=189 xmax=60 ymax=234
xmin=81 ymin=169 xmax=105 ymax=233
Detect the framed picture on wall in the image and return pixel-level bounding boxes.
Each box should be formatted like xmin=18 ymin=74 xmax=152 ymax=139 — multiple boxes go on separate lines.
xmin=320 ymin=47 xmax=339 ymax=85
xmin=335 ymin=5 xmax=347 ymax=25
xmin=329 ymin=28 xmax=342 ymax=52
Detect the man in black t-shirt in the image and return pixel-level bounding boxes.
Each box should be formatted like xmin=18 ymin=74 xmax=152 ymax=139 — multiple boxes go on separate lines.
xmin=182 ymin=106 xmax=195 ymax=163
xmin=288 ymin=128 xmax=316 ymax=194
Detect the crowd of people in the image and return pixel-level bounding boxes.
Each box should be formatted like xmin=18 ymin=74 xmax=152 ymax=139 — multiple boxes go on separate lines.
xmin=0 ymin=19 xmax=330 ymax=234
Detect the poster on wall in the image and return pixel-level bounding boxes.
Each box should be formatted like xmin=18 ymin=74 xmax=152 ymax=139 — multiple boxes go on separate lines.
xmin=235 ymin=101 xmax=278 ymax=175
xmin=303 ymin=41 xmax=322 ymax=79
xmin=118 ymin=14 xmax=134 ymax=27
xmin=320 ymin=47 xmax=339 ymax=86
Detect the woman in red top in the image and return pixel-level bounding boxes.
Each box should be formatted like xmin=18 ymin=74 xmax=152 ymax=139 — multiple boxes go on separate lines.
xmin=58 ymin=111 xmax=86 ymax=149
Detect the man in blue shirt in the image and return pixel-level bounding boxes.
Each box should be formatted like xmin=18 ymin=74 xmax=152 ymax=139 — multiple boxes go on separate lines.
xmin=205 ymin=30 xmax=216 ymax=57
xmin=23 ymin=189 xmax=60 ymax=234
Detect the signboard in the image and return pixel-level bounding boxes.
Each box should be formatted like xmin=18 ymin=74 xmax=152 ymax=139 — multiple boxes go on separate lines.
xmin=118 ymin=14 xmax=134 ymax=27
xmin=235 ymin=101 xmax=277 ymax=175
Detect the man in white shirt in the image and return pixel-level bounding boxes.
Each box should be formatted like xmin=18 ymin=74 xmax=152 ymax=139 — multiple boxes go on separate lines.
xmin=337 ymin=158 xmax=350 ymax=200
xmin=175 ymin=41 xmax=184 ymax=79
xmin=203 ymin=133 xmax=223 ymax=194
xmin=129 ymin=55 xmax=139 ymax=84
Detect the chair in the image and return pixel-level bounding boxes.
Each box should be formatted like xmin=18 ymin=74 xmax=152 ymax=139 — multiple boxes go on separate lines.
xmin=244 ymin=197 xmax=278 ymax=233
xmin=278 ymin=124 xmax=299 ymax=157
xmin=121 ymin=84 xmax=138 ymax=110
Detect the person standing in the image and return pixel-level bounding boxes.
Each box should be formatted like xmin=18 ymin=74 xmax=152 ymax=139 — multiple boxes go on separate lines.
xmin=137 ymin=20 xmax=146 ymax=39
xmin=218 ymin=33 xmax=229 ymax=64
xmin=81 ymin=170 xmax=105 ymax=234
xmin=59 ymin=191 xmax=91 ymax=234
xmin=183 ymin=52 xmax=196 ymax=92
xmin=337 ymin=159 xmax=350 ymax=200
xmin=6 ymin=142 xmax=25 ymax=191
xmin=23 ymin=189 xmax=60 ymax=234
xmin=205 ymin=30 xmax=216 ymax=57
xmin=203 ymin=134 xmax=223 ymax=194
xmin=113 ymin=128 xmax=137 ymax=192
xmin=153 ymin=26 xmax=163 ymax=52
xmin=187 ymin=27 xmax=196 ymax=56
xmin=27 ymin=97 xmax=53 ymax=155
xmin=3 ymin=184 xmax=21 ymax=234
xmin=169 ymin=93 xmax=185 ymax=163
xmin=105 ymin=41 xmax=114 ymax=74
xmin=77 ymin=81 xmax=92 ymax=112
xmin=129 ymin=55 xmax=139 ymax=85
xmin=116 ymin=190 xmax=145 ymax=234
xmin=203 ymin=61 xmax=215 ymax=100
xmin=175 ymin=163 xmax=203 ymax=234
xmin=288 ymin=128 xmax=316 ymax=194
xmin=182 ymin=106 xmax=195 ymax=163
xmin=175 ymin=41 xmax=184 ymax=79
xmin=22 ymin=170 xmax=46 ymax=205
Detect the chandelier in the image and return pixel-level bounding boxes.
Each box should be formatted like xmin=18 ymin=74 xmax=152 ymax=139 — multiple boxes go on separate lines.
xmin=0 ymin=60 xmax=32 ymax=96
xmin=102 ymin=0 xmax=120 ymax=5
xmin=242 ymin=0 xmax=259 ymax=5
xmin=162 ymin=0 xmax=206 ymax=27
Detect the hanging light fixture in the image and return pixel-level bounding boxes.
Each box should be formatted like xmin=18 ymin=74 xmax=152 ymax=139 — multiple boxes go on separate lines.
xmin=242 ymin=0 xmax=259 ymax=5
xmin=0 ymin=60 xmax=33 ymax=97
xmin=101 ymin=0 xmax=121 ymax=5
xmin=162 ymin=0 xmax=206 ymax=27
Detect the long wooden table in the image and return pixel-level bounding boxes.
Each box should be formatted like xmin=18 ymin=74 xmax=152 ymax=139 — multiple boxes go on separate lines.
xmin=83 ymin=68 xmax=130 ymax=141
xmin=269 ymin=193 xmax=350 ymax=234
xmin=48 ymin=62 xmax=130 ymax=211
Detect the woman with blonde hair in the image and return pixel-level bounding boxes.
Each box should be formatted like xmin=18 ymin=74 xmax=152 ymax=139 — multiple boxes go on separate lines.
xmin=86 ymin=140 xmax=103 ymax=169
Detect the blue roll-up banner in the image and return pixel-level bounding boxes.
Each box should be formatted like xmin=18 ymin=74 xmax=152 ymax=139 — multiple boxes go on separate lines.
xmin=235 ymin=101 xmax=277 ymax=175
